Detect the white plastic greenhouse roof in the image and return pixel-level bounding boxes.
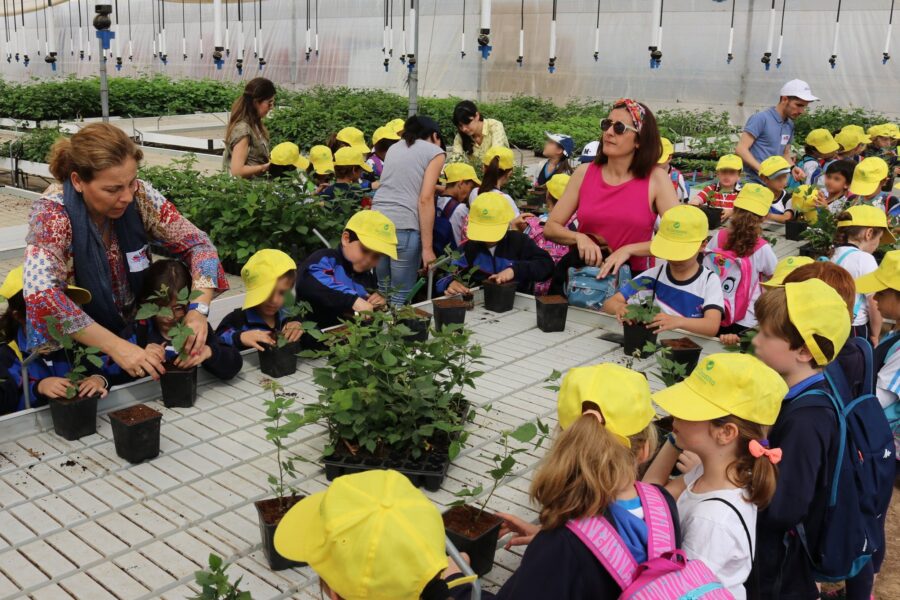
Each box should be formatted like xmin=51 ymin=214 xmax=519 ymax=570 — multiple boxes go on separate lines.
xmin=0 ymin=224 xmax=809 ymax=599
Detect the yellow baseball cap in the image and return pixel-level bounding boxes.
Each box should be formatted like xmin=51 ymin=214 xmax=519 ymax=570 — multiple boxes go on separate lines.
xmin=467 ymin=192 xmax=515 ymax=243
xmin=336 ymin=127 xmax=371 ymax=154
xmin=759 ymin=155 xmax=791 ymax=179
xmin=805 ymin=129 xmax=840 ymax=155
xmin=785 ymin=279 xmax=851 ymax=366
xmin=274 ymin=470 xmax=448 ymax=600
xmin=733 ymin=183 xmax=775 ymax=216
xmin=837 ymin=204 xmax=896 ymax=245
xmin=839 ymin=125 xmax=871 ymax=144
xmin=650 ymin=205 xmax=708 ymax=262
xmin=0 ymin=265 xmax=92 ymax=305
xmin=715 ymin=154 xmax=743 ymax=172
xmin=482 ymin=146 xmax=515 ymax=170
xmin=653 ymin=353 xmax=787 ymax=425
xmin=269 ymin=142 xmax=311 ymax=170
xmin=835 ymin=129 xmax=868 ymax=153
xmin=387 ymin=118 xmax=406 ymax=136
xmin=240 ymin=249 xmax=297 ymax=310
xmin=345 ymin=210 xmax=398 ymax=259
xmin=334 ymin=147 xmax=374 ymax=173
xmin=855 ymin=250 xmax=900 ymax=294
xmin=867 ymin=124 xmax=894 ymax=139
xmin=546 ymin=173 xmax=571 ymax=200
xmin=557 ymin=364 xmax=655 ymax=446
xmin=658 ymin=137 xmax=674 ymax=164
xmin=763 ymin=255 xmax=815 ymax=287
xmin=372 ymin=125 xmax=401 ymax=146
xmin=309 ymin=145 xmax=335 ymax=175
xmin=848 ymin=157 xmax=890 ymax=197
xmin=443 ymin=163 xmax=481 ymax=185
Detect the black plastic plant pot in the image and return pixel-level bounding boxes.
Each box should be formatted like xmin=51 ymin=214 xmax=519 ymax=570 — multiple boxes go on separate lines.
xmin=622 ymin=322 xmax=658 ymax=358
xmin=443 ymin=505 xmax=503 ymax=576
xmin=400 ymin=310 xmax=431 ymax=343
xmin=661 ymin=337 xmax=703 ymax=379
xmin=784 ymin=220 xmax=808 ymax=241
xmin=258 ymin=342 xmax=299 ymax=378
xmin=482 ymin=281 xmax=517 ymax=313
xmin=432 ymin=298 xmax=467 ymax=329
xmin=159 ymin=366 xmax=197 ymax=408
xmin=699 ymin=206 xmax=723 ymax=230
xmin=109 ymin=403 xmax=162 ymax=464
xmin=535 ymin=295 xmax=569 ymax=332
xmin=255 ymin=496 xmax=306 ymax=571
xmin=797 ymin=243 xmax=822 ymax=259
xmin=49 ymin=393 xmax=99 ymax=441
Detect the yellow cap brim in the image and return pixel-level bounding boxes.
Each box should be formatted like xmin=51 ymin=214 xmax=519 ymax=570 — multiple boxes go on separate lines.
xmin=446 ymin=175 xmax=482 ymax=186
xmin=348 ymin=143 xmax=371 ymax=155
xmin=467 ymin=221 xmax=509 ymax=243
xmin=652 ymin=379 xmax=731 ymax=422
xmin=294 ymin=156 xmax=311 ymax=170
xmin=650 ymin=236 xmax=703 ymax=262
xmin=813 ymin=139 xmax=840 ymax=155
xmin=336 ymin=160 xmax=373 ymax=173
xmin=848 ymin=178 xmax=880 ymax=197
xmin=273 ymin=491 xmax=327 ymax=562
xmin=243 ymin=278 xmax=278 ymax=310
xmin=761 ymin=277 xmax=786 ymax=288
xmin=0 ymin=280 xmax=22 ymax=300
xmin=855 ymin=271 xmax=890 ymax=294
xmin=357 ymin=233 xmax=398 ymax=259
xmin=65 ymin=285 xmax=92 ymax=306
xmin=313 ymin=162 xmax=335 ymax=176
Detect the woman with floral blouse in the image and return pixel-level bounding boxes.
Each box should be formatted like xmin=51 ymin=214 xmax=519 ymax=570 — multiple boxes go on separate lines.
xmin=24 ymin=123 xmax=227 ymax=381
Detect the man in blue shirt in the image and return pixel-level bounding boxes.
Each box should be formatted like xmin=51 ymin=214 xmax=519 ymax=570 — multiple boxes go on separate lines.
xmin=736 ymin=79 xmax=818 ymax=183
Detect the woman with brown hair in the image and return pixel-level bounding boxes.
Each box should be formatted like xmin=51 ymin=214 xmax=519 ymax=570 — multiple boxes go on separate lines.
xmin=223 ymin=77 xmax=276 ymax=178
xmin=544 ymin=99 xmax=679 ymax=277
xmin=24 ymin=123 xmax=227 ymax=381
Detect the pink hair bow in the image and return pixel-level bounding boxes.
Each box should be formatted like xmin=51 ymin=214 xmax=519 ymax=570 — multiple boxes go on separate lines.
xmin=749 ymin=439 xmax=782 ymax=465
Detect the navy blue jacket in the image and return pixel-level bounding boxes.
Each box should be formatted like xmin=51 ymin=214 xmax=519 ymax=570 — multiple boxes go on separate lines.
xmin=0 ymin=328 xmax=77 ymax=414
xmin=215 ymin=307 xmax=299 ymax=351
xmin=295 ymin=247 xmax=377 ymax=329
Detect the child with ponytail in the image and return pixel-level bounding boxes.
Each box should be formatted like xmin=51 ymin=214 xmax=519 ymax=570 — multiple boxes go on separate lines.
xmin=644 ymin=353 xmax=787 ymax=598
xmin=470 ymin=146 xmax=520 ymax=216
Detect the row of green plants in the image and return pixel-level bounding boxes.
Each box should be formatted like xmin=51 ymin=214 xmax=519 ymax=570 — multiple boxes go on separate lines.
xmin=0 ymin=127 xmax=64 ymax=162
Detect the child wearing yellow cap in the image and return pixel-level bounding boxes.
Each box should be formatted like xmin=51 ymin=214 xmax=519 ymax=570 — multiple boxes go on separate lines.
xmin=319 ymin=147 xmax=373 ymax=206
xmin=799 ymin=129 xmax=840 ymax=187
xmin=295 ymin=211 xmax=395 ymax=328
xmin=268 ymin=142 xmax=310 ymax=180
xmin=835 ymin=126 xmax=869 ymax=161
xmin=366 ymin=124 xmax=401 ymax=184
xmin=328 ymin=126 xmax=370 ymax=157
xmin=603 ymin=205 xmax=724 ymax=336
xmin=215 ymin=250 xmax=303 ymax=353
xmin=494 ymin=364 xmax=678 ymax=596
xmin=433 ymin=163 xmax=480 ymax=253
xmin=658 ymin=137 xmax=689 ymax=202
xmin=821 ymin=159 xmax=856 ymax=215
xmin=522 ymin=173 xmax=576 ymax=295
xmin=751 ymin=279 xmax=851 ymax=599
xmin=436 ymin=192 xmax=553 ymax=297
xmin=847 ymin=156 xmax=895 ymax=214
xmin=645 ymin=353 xmax=787 ymax=597
xmin=0 ymin=266 xmax=105 ymax=413
xmin=307 ymin=145 xmax=336 ymax=194
xmin=830 ymin=205 xmax=895 ymax=343
xmin=690 ymin=154 xmax=743 ymax=214
xmin=469 ymin=146 xmax=520 ymax=217
xmin=757 ymin=156 xmax=794 ymax=223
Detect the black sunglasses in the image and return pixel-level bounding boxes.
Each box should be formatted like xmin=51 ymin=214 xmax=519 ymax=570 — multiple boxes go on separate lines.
xmin=600 ymin=119 xmax=639 ymax=136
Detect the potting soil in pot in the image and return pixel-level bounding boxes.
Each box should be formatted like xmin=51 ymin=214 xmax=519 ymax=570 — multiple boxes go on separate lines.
xmin=400 ymin=309 xmax=432 ymax=343
xmin=109 ymin=403 xmax=162 ymax=463
xmin=49 ymin=394 xmax=99 ymax=441
xmin=661 ymin=337 xmax=703 ymax=379
xmin=255 ymin=496 xmax=307 ymax=570
xmin=432 ymin=298 xmax=468 ymax=329
xmin=443 ymin=505 xmax=503 ymax=576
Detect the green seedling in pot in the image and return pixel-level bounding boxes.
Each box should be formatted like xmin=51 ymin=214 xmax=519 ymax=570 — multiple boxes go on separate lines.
xmin=622 ymin=281 xmax=661 ymax=326
xmin=276 ymin=291 xmax=314 ymax=348
xmin=261 ymin=379 xmax=306 ymax=514
xmin=136 ymin=285 xmax=203 ymax=361
xmin=641 ymin=341 xmax=688 ymax=387
xmin=45 ymin=316 xmax=104 ymax=400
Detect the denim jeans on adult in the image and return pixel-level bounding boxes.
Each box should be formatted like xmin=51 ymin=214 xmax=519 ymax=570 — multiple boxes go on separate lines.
xmin=376 ymin=229 xmax=422 ymax=306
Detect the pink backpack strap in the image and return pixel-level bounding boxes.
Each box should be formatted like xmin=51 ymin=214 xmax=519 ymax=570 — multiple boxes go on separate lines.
xmin=752 ymin=236 xmax=767 ymax=252
xmin=634 ymin=482 xmax=677 ymax=558
xmin=716 ymin=228 xmax=729 ymax=248
xmin=566 ymin=516 xmax=638 ymax=589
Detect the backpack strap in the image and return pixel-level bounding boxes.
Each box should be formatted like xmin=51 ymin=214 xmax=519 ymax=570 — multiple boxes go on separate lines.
xmin=788 ymin=384 xmax=847 ymax=509
xmin=634 ymin=481 xmax=677 ymax=557
xmin=442 ymin=198 xmax=461 ymax=220
xmin=566 ymin=515 xmax=639 ymax=590
xmin=701 ymin=497 xmax=753 ymax=557
xmin=834 ymin=247 xmax=859 ymax=267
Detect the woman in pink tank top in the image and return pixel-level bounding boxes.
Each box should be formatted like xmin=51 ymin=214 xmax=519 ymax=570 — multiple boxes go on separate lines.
xmin=544 ymin=99 xmax=679 ymax=276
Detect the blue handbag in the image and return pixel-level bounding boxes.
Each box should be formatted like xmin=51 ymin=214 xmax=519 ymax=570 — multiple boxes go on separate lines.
xmin=564 ymin=264 xmax=632 ymax=310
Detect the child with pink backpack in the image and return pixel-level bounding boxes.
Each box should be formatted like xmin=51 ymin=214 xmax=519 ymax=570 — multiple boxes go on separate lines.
xmin=478 ymin=364 xmax=735 ymax=599
xmin=703 ymin=184 xmax=778 ymax=342
xmin=521 ymin=173 xmax=575 ymax=295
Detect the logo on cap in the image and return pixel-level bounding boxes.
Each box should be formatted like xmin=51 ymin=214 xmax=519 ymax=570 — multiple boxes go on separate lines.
xmin=673 ymin=222 xmax=681 ymax=229
xmin=706 ymin=360 xmax=715 ymax=371
xmin=482 ymin=208 xmax=489 ymax=216
xmin=383 ymin=224 xmax=390 ymax=231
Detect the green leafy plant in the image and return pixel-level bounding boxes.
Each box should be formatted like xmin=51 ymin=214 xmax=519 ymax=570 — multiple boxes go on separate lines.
xmin=642 ymin=341 xmax=687 ymax=387
xmin=260 ymin=379 xmax=305 ymax=511
xmin=437 ymin=247 xmax=481 ymax=291
xmin=276 ymin=292 xmax=314 ymax=348
xmin=190 ymin=554 xmax=252 ymax=600
xmin=801 ymin=208 xmax=838 ymax=256
xmin=300 ymin=309 xmax=483 ymax=460
xmin=723 ymin=328 xmax=757 ymax=355
xmin=623 ymin=284 xmax=661 ymax=325
xmin=0 ymin=127 xmax=65 ymax=162
xmin=44 ymin=317 xmax=104 ymax=399
xmin=136 ymin=285 xmax=203 ymax=361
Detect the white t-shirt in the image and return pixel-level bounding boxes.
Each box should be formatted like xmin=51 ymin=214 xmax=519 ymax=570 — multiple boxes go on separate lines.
xmin=677 ymin=466 xmax=757 ymax=600
xmin=769 ymin=189 xmax=793 ymax=216
xmin=876 ymin=337 xmax=900 ymax=409
xmin=469 ymin=187 xmax=520 ymax=217
xmin=435 ymin=196 xmax=469 ymax=247
xmin=831 ymin=245 xmax=879 ymax=326
xmin=621 ymin=263 xmax=724 ymax=319
xmin=705 ymin=233 xmax=777 ymax=327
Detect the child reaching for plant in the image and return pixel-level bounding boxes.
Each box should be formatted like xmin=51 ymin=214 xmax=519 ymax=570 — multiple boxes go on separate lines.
xmin=295 ymin=211 xmax=395 ymax=328
xmin=830 ymin=205 xmax=894 ymax=343
xmin=644 ymin=352 xmax=787 ymax=598
xmin=216 ymin=249 xmax=305 ymax=352
xmin=0 ymin=266 xmax=107 ymax=413
xmin=690 ymin=154 xmax=743 ymax=216
xmin=119 ymin=260 xmax=241 ymax=382
xmin=522 ymin=173 xmax=575 ymax=295
xmin=436 ymin=192 xmax=553 ymax=297
xmin=758 ymin=156 xmax=794 ymax=223
xmin=534 ymin=132 xmax=574 ymax=187
xmin=433 ymin=163 xmax=481 ymax=253
xmin=603 ymin=205 xmax=723 ymax=337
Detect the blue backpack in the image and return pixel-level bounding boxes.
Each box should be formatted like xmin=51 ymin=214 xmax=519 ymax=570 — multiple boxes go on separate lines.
xmin=783 ymin=338 xmax=894 ymax=581
xmin=433 ymin=197 xmax=461 ymax=256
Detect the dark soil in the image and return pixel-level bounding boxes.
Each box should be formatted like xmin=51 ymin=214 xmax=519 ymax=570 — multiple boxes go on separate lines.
xmin=163 ymin=361 xmax=191 ymax=374
xmin=434 ymin=298 xmax=470 ymax=310
xmin=537 ymin=295 xmax=568 ymax=305
xmin=110 ymin=404 xmax=162 ymax=426
xmin=256 ymin=495 xmax=303 ymax=526
xmin=662 ymin=337 xmax=701 ymax=351
xmin=443 ymin=505 xmax=503 ymax=539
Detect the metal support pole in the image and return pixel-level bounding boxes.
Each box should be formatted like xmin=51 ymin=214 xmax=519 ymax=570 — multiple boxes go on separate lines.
xmin=407 ymin=0 xmax=419 ymax=117
xmin=445 ymin=537 xmax=481 ymax=600
xmin=99 ymin=37 xmax=110 ymax=122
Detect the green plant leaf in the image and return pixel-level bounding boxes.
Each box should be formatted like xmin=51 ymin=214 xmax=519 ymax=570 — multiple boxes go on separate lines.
xmin=509 ymin=421 xmax=537 ymax=443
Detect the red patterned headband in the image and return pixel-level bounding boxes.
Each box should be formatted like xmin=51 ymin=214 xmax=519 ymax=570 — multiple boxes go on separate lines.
xmin=614 ymin=98 xmax=646 ymax=133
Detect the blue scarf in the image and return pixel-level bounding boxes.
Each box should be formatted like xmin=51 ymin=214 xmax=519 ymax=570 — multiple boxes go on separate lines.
xmin=63 ymin=179 xmax=149 ymax=333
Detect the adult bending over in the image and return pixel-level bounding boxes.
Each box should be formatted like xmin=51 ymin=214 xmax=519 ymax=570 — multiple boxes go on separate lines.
xmin=25 ymin=123 xmax=228 ymax=380
xmin=223 ymin=78 xmax=276 ymax=179
xmin=544 ymin=99 xmax=679 ymax=277
xmin=372 ymin=116 xmax=446 ymax=305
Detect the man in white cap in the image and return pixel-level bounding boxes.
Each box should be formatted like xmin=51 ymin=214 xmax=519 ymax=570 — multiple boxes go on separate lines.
xmin=735 ymin=79 xmax=818 ymax=184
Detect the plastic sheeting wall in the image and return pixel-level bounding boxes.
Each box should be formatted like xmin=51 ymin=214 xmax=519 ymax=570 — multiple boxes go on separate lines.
xmin=0 ymin=0 xmax=898 ymax=121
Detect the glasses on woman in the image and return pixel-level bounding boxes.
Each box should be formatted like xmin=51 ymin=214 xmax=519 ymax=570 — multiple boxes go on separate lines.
xmin=600 ymin=119 xmax=639 ymax=136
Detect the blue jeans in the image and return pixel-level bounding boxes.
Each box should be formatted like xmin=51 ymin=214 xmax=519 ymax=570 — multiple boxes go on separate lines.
xmin=376 ymin=229 xmax=421 ymax=306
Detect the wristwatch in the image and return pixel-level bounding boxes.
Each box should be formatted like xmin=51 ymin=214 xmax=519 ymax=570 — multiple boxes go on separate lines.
xmin=188 ymin=302 xmax=210 ymax=316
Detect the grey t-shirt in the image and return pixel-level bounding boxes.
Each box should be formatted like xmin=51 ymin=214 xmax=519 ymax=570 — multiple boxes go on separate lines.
xmin=373 ymin=139 xmax=445 ymax=231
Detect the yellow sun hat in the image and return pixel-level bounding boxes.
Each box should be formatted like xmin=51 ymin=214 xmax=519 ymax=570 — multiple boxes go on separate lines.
xmin=270 ymin=142 xmax=311 ymax=170
xmin=309 ymin=145 xmax=335 ymax=175
xmin=482 ymin=146 xmax=515 ymax=170
xmin=650 ymin=205 xmax=709 ymax=262
xmin=336 ymin=127 xmax=371 ymax=154
xmin=855 ymin=250 xmax=900 ymax=294
xmin=345 ymin=210 xmax=398 ymax=259
xmin=240 ymin=249 xmax=298 ymax=310
xmin=763 ymin=255 xmax=815 ymax=287
xmin=546 ymin=173 xmax=571 ymax=201
xmin=733 ymin=183 xmax=775 ymax=217
xmin=0 ymin=266 xmax=92 ymax=305
xmin=466 ymin=192 xmax=516 ymax=243
xmin=334 ymin=147 xmax=374 ymax=173
xmin=658 ymin=137 xmax=674 ymax=164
